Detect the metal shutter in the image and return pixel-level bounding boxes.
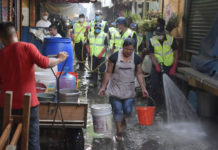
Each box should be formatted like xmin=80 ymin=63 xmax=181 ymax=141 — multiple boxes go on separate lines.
xmin=186 ymin=0 xmax=218 ymax=53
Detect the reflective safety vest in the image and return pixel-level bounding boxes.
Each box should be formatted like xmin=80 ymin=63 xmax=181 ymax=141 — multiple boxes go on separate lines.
xmin=150 ymin=34 xmax=174 ymax=66
xmin=109 ymin=27 xmax=117 ymax=37
xmin=135 ymin=32 xmax=143 ymax=54
xmin=73 ymin=22 xmax=88 ymax=43
xmin=90 ymin=20 xmax=107 ymax=33
xmin=88 ymin=31 xmax=107 ymax=57
xmin=113 ymin=28 xmax=134 ymax=52
xmin=109 ymin=27 xmax=118 ymax=50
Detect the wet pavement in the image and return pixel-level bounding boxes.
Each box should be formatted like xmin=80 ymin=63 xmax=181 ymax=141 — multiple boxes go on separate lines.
xmin=76 ymin=70 xmax=218 ymax=150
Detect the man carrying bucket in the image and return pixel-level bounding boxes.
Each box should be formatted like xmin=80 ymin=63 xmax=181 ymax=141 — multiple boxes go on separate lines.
xmin=99 ymin=38 xmax=149 ymax=141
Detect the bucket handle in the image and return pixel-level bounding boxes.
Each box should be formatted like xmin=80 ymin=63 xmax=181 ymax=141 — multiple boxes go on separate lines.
xmin=147 ymin=96 xmax=156 ymax=107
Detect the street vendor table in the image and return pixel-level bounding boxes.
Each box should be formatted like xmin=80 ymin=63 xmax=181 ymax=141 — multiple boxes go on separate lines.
xmin=39 ymin=101 xmax=88 ymax=128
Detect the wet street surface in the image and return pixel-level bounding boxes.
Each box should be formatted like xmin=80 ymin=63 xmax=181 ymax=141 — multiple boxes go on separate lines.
xmin=78 ymin=71 xmax=218 ymax=150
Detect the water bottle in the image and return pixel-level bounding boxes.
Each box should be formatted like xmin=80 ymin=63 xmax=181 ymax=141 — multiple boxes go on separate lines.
xmin=59 ymin=67 xmax=76 ymax=89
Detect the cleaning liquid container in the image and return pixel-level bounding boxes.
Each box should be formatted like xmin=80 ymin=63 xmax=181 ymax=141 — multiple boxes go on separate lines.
xmin=91 ymin=104 xmax=112 ymax=133
xmin=59 ymin=71 xmax=76 ymax=90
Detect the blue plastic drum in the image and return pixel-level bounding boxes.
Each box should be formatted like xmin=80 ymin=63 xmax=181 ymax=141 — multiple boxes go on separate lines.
xmin=43 ymin=37 xmax=73 ymax=71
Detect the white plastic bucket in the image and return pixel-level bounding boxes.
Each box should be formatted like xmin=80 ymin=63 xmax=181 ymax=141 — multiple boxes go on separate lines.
xmin=35 ymin=72 xmax=56 ymax=93
xmin=35 ymin=64 xmax=58 ymax=73
xmin=91 ymin=104 xmax=112 ymax=133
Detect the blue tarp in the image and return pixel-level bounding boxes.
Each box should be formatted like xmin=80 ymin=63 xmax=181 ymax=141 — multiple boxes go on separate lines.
xmin=191 ymin=13 xmax=218 ymax=79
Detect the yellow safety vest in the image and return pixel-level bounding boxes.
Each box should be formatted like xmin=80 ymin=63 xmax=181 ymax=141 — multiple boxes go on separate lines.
xmin=150 ymin=34 xmax=174 ymax=66
xmin=113 ymin=28 xmax=134 ymax=52
xmin=109 ymin=27 xmax=116 ymax=34
xmin=73 ymin=22 xmax=88 ymax=43
xmin=109 ymin=27 xmax=118 ymax=50
xmin=90 ymin=20 xmax=107 ymax=33
xmin=136 ymin=32 xmax=143 ymax=54
xmin=88 ymin=31 xmax=107 ymax=57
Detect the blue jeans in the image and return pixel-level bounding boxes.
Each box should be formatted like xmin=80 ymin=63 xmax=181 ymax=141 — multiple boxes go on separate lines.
xmin=110 ymin=97 xmax=134 ymax=122
xmin=0 ymin=106 xmax=40 ymax=150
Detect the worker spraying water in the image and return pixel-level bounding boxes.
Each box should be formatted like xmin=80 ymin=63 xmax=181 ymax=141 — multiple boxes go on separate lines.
xmin=149 ymin=19 xmax=178 ymax=108
xmin=149 ymin=20 xmax=199 ymax=123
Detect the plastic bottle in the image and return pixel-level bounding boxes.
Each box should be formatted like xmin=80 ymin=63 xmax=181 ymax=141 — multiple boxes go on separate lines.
xmin=59 ymin=68 xmax=76 ymax=89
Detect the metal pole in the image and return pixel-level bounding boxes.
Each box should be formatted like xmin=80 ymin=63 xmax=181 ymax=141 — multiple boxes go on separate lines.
xmin=143 ymin=0 xmax=147 ymax=18
xmin=162 ymin=0 xmax=164 ymax=17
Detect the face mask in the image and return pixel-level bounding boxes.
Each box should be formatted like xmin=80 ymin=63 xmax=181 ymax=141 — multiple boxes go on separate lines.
xmin=42 ymin=16 xmax=48 ymax=20
xmin=117 ymin=28 xmax=122 ymax=33
xmin=65 ymin=20 xmax=70 ymax=26
xmin=95 ymin=29 xmax=101 ymax=34
xmin=95 ymin=16 xmax=100 ymax=21
xmin=157 ymin=35 xmax=164 ymax=40
xmin=79 ymin=18 xmax=84 ymax=22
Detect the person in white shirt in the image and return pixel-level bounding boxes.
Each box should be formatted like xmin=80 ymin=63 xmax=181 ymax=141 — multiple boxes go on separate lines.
xmin=36 ymin=11 xmax=51 ymax=28
xmin=48 ymin=24 xmax=62 ymax=37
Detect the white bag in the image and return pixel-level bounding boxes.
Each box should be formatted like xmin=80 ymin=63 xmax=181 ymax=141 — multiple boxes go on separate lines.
xmin=142 ymin=55 xmax=152 ymax=74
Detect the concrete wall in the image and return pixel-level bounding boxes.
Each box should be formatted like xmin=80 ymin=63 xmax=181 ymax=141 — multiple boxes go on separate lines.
xmin=22 ymin=0 xmax=29 ymax=26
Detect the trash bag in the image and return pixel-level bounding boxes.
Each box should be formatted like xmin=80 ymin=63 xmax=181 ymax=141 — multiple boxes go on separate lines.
xmin=142 ymin=55 xmax=152 ymax=74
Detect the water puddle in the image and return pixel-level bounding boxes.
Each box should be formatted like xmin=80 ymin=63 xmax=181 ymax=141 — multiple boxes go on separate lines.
xmin=164 ymin=122 xmax=206 ymax=139
xmin=82 ymin=71 xmax=218 ymax=150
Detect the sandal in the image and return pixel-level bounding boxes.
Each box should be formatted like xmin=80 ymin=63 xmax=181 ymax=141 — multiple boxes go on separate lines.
xmin=115 ymin=132 xmax=124 ymax=141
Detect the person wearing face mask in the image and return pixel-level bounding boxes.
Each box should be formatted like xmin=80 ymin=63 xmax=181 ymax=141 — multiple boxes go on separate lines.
xmin=86 ymin=23 xmax=108 ymax=87
xmin=36 ymin=11 xmax=51 ymax=28
xmin=0 ymin=22 xmax=68 ymax=150
xmin=73 ymin=14 xmax=89 ymax=70
xmin=149 ymin=25 xmax=178 ymax=106
xmin=112 ymin=17 xmax=137 ymax=53
xmin=98 ymin=38 xmax=149 ymax=141
xmin=129 ymin=22 xmax=144 ymax=55
xmin=109 ymin=22 xmax=119 ymax=55
xmin=90 ymin=10 xmax=108 ymax=33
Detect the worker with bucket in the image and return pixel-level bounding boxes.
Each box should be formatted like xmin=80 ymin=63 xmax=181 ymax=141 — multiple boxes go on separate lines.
xmin=86 ymin=23 xmax=108 ymax=87
xmin=149 ymin=23 xmax=179 ymax=106
xmin=99 ymin=38 xmax=149 ymax=141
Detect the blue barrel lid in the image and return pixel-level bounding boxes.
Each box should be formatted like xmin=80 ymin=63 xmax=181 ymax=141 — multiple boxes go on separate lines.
xmin=44 ymin=37 xmax=72 ymax=43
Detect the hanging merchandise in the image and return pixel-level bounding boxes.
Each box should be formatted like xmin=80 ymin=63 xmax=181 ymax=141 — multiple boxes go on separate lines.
xmin=100 ymin=0 xmax=113 ymax=8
